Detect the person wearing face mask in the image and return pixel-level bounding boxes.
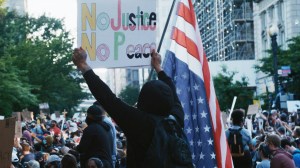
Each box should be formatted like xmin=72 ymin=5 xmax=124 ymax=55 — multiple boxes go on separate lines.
xmin=76 ymin=104 xmax=113 ymax=168
xmin=265 ymin=134 xmax=295 ymax=168
xmin=41 ymin=135 xmax=54 ymax=153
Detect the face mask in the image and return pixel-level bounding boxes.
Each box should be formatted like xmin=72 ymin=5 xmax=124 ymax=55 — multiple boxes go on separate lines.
xmin=43 ymin=140 xmax=47 ymax=145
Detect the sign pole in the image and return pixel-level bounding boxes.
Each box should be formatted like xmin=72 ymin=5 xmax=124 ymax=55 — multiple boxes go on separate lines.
xmin=147 ymin=0 xmax=177 ymax=81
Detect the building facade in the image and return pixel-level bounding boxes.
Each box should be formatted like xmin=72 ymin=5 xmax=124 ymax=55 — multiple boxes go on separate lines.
xmin=4 ymin=0 xmax=28 ymax=14
xmin=253 ymin=0 xmax=300 ymax=95
xmin=194 ymin=0 xmax=255 ymax=61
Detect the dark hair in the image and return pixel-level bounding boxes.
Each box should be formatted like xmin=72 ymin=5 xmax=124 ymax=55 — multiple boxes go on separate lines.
xmin=258 ymin=143 xmax=270 ymax=158
xmin=231 ymin=109 xmax=245 ymax=125
xmin=87 ymin=104 xmax=105 ymax=120
xmin=68 ymin=149 xmax=80 ymax=162
xmin=88 ymin=157 xmax=104 ymax=168
xmin=277 ymin=126 xmax=286 ymax=134
xmin=281 ymin=138 xmax=291 ymax=148
xmin=294 ymin=127 xmax=300 ymax=137
xmin=280 ymin=113 xmax=287 ymax=122
xmin=61 ymin=154 xmax=77 ymax=168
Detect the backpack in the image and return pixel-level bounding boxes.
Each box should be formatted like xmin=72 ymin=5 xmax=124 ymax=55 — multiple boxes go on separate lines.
xmin=228 ymin=128 xmax=244 ymax=157
xmin=142 ymin=115 xmax=193 ymax=168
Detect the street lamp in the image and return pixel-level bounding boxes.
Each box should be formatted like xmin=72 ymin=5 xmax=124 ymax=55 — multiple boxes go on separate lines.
xmin=268 ymin=24 xmax=279 ymax=103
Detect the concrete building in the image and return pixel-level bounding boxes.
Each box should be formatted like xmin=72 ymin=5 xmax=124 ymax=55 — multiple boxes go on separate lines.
xmin=3 ymin=0 xmax=28 ymax=14
xmin=253 ymin=0 xmax=300 ymax=95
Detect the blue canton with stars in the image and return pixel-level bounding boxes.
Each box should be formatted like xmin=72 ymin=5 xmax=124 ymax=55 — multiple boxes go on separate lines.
xmin=163 ymin=50 xmax=218 ymax=168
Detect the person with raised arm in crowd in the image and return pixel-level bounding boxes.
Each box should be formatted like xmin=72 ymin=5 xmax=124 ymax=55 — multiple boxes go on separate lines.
xmin=72 ymin=47 xmax=186 ymax=168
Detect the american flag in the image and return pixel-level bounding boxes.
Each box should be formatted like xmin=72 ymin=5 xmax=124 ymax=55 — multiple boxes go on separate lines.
xmin=162 ymin=0 xmax=233 ymax=167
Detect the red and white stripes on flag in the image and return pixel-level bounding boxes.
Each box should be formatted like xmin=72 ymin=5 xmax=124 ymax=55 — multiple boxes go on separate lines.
xmin=162 ymin=0 xmax=234 ymax=167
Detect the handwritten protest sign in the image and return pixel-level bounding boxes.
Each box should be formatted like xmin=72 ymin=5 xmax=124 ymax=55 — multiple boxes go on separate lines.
xmin=247 ymin=104 xmax=259 ymax=115
xmin=39 ymin=103 xmax=50 ymax=114
xmin=0 ymin=117 xmax=16 ymax=167
xmin=12 ymin=112 xmax=21 ymax=121
xmin=287 ymin=100 xmax=300 ymax=112
xmin=15 ymin=121 xmax=22 ymax=138
xmin=21 ymin=109 xmax=32 ymax=121
xmin=78 ymin=0 xmax=157 ymax=68
xmin=55 ymin=111 xmax=60 ymax=118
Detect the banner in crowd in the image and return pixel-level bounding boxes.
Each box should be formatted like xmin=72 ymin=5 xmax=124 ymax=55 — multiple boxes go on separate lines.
xmin=287 ymin=100 xmax=300 ymax=112
xmin=77 ymin=0 xmax=157 ymax=68
xmin=0 ymin=117 xmax=16 ymax=167
xmin=39 ymin=102 xmax=50 ymax=114
xmin=247 ymin=104 xmax=259 ymax=115
xmin=12 ymin=112 xmax=21 ymax=121
xmin=15 ymin=121 xmax=22 ymax=138
xmin=21 ymin=109 xmax=32 ymax=121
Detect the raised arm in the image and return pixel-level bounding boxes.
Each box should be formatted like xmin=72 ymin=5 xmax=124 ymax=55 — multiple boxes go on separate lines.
xmin=72 ymin=48 xmax=151 ymax=135
xmin=151 ymin=50 xmax=184 ymax=127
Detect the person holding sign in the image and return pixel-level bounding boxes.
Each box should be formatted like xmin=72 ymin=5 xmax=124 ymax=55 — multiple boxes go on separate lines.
xmin=72 ymin=48 xmax=190 ymax=168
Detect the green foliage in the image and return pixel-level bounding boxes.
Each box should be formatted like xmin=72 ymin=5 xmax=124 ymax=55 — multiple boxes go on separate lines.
xmin=255 ymin=36 xmax=300 ymax=97
xmin=213 ymin=65 xmax=254 ymax=111
xmin=0 ymin=8 xmax=88 ymax=116
xmin=118 ymin=85 xmax=140 ymax=106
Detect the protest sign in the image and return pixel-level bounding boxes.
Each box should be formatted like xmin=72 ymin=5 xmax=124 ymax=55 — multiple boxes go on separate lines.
xmin=287 ymin=100 xmax=300 ymax=113
xmin=15 ymin=121 xmax=22 ymax=138
xmin=221 ymin=112 xmax=229 ymax=129
xmin=78 ymin=0 xmax=157 ymax=68
xmin=12 ymin=112 xmax=21 ymax=121
xmin=55 ymin=111 xmax=60 ymax=118
xmin=21 ymin=109 xmax=32 ymax=121
xmin=247 ymin=104 xmax=259 ymax=115
xmin=51 ymin=113 xmax=64 ymax=123
xmin=0 ymin=117 xmax=16 ymax=167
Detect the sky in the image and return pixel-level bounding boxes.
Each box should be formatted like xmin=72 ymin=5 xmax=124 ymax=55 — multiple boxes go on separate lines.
xmin=27 ymin=0 xmax=107 ymax=76
xmin=27 ymin=0 xmax=77 ymax=40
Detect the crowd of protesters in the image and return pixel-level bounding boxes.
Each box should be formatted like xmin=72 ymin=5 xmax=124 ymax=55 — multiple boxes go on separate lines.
xmin=226 ymin=108 xmax=300 ymax=168
xmin=10 ymin=111 xmax=127 ymax=168
xmin=9 ymin=47 xmax=300 ymax=168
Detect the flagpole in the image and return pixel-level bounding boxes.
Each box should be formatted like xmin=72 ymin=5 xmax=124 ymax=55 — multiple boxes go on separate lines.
xmin=147 ymin=0 xmax=177 ymax=81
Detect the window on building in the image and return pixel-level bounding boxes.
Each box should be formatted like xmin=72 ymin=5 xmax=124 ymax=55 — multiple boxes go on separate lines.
xmin=268 ymin=6 xmax=274 ymax=23
xmin=260 ymin=12 xmax=266 ymax=30
xmin=277 ymin=1 xmax=283 ymax=23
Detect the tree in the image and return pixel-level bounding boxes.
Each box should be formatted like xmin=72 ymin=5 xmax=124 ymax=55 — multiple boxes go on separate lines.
xmin=255 ymin=36 xmax=300 ymax=98
xmin=0 ymin=7 xmax=88 ymax=116
xmin=213 ymin=65 xmax=254 ymax=112
xmin=118 ymin=85 xmax=140 ymax=106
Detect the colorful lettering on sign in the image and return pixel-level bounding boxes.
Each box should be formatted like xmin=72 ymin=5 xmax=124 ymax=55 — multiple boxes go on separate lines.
xmin=81 ymin=0 xmax=156 ymax=61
